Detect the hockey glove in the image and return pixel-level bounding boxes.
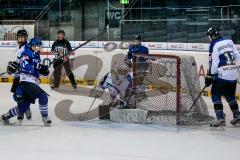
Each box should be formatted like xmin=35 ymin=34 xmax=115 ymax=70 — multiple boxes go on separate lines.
xmin=35 ymin=63 xmax=50 ymax=76
xmin=205 ymin=74 xmax=214 ymax=87
xmin=7 ymin=61 xmax=20 ymax=74
xmin=39 ymin=64 xmax=50 ymax=76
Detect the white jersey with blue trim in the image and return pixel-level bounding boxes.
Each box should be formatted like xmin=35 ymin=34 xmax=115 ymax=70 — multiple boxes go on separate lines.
xmin=99 ymin=72 xmax=132 ymax=98
xmin=15 ymin=42 xmax=29 ymax=78
xmin=209 ymin=38 xmax=240 ymax=81
xmin=16 ymin=42 xmax=28 ymax=63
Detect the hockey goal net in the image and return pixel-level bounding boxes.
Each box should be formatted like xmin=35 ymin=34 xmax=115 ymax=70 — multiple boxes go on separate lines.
xmin=132 ymin=54 xmax=214 ymax=125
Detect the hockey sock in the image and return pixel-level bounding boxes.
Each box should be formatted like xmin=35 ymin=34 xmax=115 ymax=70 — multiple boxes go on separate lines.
xmin=215 ymin=110 xmax=225 ymax=120
xmin=232 ymin=110 xmax=240 ymax=118
xmin=214 ymin=103 xmax=224 ymax=120
xmin=228 ymin=102 xmax=239 ymax=112
xmin=225 ymin=96 xmax=240 ymax=118
xmin=8 ymin=106 xmax=20 ymax=118
xmin=39 ymin=93 xmax=48 ymax=117
xmin=226 ymin=95 xmax=239 ymax=110
xmin=213 ymin=102 xmax=223 ymax=110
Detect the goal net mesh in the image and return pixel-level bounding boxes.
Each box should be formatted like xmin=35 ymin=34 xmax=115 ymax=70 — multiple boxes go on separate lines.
xmin=132 ymin=54 xmax=214 ymax=125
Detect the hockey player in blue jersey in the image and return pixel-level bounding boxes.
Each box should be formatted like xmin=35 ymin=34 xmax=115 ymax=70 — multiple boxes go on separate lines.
xmin=124 ymin=35 xmax=149 ymax=89
xmin=205 ymin=27 xmax=240 ymax=127
xmin=10 ymin=29 xmax=32 ymax=121
xmin=124 ymin=35 xmax=149 ymax=66
xmin=0 ymin=38 xmax=51 ymax=126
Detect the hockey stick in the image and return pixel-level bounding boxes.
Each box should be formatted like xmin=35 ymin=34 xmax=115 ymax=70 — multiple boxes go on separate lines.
xmin=49 ymin=29 xmax=107 ymax=66
xmin=84 ymin=62 xmax=120 ymax=120
xmin=84 ymin=98 xmax=97 ymax=120
xmin=188 ymin=85 xmax=207 ymax=113
xmin=0 ymin=71 xmax=7 ymax=76
xmin=237 ymin=66 xmax=240 ymax=85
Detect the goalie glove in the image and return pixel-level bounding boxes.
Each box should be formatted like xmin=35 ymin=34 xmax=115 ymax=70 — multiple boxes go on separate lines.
xmin=205 ymin=74 xmax=214 ymax=87
xmin=7 ymin=61 xmax=20 ymax=74
xmin=35 ymin=63 xmax=50 ymax=76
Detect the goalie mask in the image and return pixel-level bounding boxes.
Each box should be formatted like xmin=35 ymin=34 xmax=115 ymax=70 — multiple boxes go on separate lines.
xmin=207 ymin=27 xmax=222 ymax=41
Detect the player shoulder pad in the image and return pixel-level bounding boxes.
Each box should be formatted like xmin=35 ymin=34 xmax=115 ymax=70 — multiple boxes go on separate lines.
xmin=20 ymin=50 xmax=33 ymax=61
xmin=21 ymin=49 xmax=33 ymax=57
xmin=209 ymin=38 xmax=224 ymax=53
xmin=141 ymin=45 xmax=149 ymax=53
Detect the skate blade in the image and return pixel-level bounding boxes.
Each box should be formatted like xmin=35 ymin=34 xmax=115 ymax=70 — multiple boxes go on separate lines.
xmin=0 ymin=121 xmax=17 ymax=126
xmin=230 ymin=122 xmax=240 ymax=127
xmin=44 ymin=123 xmax=51 ymax=127
xmin=18 ymin=120 xmax=23 ymax=125
xmin=1 ymin=123 xmax=49 ymax=127
xmin=26 ymin=117 xmax=32 ymax=120
xmin=210 ymin=122 xmax=226 ymax=128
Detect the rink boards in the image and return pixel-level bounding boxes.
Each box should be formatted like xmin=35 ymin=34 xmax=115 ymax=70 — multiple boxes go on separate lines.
xmin=1 ymin=42 xmax=240 ymax=100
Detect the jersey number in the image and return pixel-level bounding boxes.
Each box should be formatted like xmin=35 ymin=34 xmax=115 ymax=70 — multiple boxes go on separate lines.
xmin=224 ymin=51 xmax=234 ymax=65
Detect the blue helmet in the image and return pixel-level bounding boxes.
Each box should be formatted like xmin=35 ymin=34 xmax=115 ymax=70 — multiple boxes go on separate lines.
xmin=29 ymin=38 xmax=42 ymax=47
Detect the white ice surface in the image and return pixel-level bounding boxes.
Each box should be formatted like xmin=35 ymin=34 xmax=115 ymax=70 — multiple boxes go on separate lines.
xmin=0 ymin=83 xmax=240 ymax=160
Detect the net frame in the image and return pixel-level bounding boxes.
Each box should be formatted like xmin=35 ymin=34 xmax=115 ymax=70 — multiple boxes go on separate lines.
xmin=133 ymin=53 xmax=181 ymax=124
xmin=132 ymin=53 xmax=214 ymax=125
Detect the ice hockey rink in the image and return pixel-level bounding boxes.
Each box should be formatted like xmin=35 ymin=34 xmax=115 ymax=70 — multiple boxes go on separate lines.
xmin=0 ymin=83 xmax=240 ymax=160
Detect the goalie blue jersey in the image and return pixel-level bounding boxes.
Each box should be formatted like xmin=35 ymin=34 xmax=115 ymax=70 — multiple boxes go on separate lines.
xmin=208 ymin=37 xmax=240 ymax=82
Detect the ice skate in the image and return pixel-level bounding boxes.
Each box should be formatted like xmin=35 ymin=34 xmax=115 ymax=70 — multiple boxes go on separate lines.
xmin=0 ymin=114 xmax=10 ymax=125
xmin=210 ymin=119 xmax=226 ymax=128
xmin=17 ymin=114 xmax=24 ymax=124
xmin=230 ymin=114 xmax=240 ymax=126
xmin=25 ymin=109 xmax=32 ymax=120
xmin=42 ymin=117 xmax=52 ymax=126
